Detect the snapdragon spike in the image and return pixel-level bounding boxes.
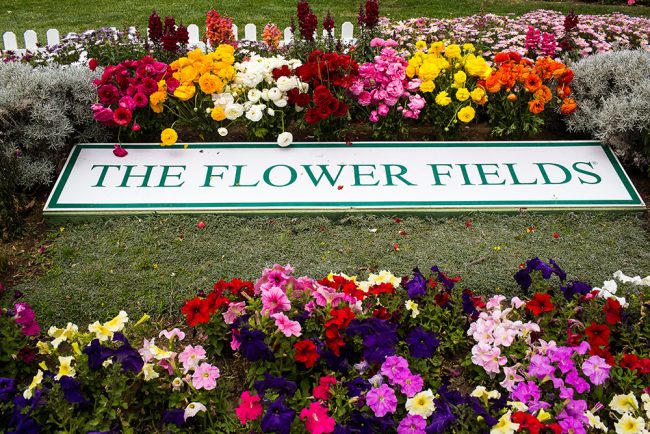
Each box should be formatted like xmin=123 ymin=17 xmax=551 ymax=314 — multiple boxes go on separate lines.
xmin=148 ymin=11 xmax=163 ymax=44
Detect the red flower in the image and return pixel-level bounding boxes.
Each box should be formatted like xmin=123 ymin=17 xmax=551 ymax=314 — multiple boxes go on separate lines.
xmin=589 ymin=345 xmax=615 ymax=366
xmin=313 ymin=85 xmax=332 ymax=106
xmin=585 ymin=322 xmax=610 ymax=348
xmin=525 ymin=293 xmax=555 ymax=316
xmin=272 ymin=65 xmax=291 ymax=80
xmin=434 ymin=292 xmax=450 ymax=307
xmin=205 ymin=290 xmax=230 ymax=313
xmin=112 ymin=108 xmax=132 ymax=127
xmin=512 ymin=412 xmax=543 ymax=434
xmin=305 ymin=108 xmax=321 ymax=124
xmin=325 ymin=307 xmax=355 ymax=329
xmin=181 ymin=297 xmax=211 ymax=327
xmin=620 ymin=353 xmax=640 ymax=371
xmin=313 ymin=376 xmax=337 ymax=400
xmin=603 ymin=298 xmax=622 ymax=325
xmin=369 ymin=282 xmax=395 ymax=295
xmin=88 ymin=58 xmax=98 ymax=71
xmin=229 ymin=278 xmax=254 ymax=297
xmin=294 ymin=339 xmax=320 ymax=368
xmin=296 ymin=93 xmax=311 ymax=107
xmin=372 ymin=306 xmax=391 ymax=320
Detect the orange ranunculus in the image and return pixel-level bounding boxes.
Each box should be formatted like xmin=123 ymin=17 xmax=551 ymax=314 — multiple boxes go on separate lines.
xmin=507 ymin=93 xmax=517 ymax=102
xmin=553 ymin=67 xmax=574 ymax=85
xmin=556 ymin=85 xmax=571 ymax=98
xmin=534 ymin=85 xmax=553 ymax=104
xmin=485 ymin=74 xmax=501 ymax=93
xmin=524 ymin=74 xmax=542 ymax=93
xmin=494 ymin=52 xmax=510 ymax=63
xmin=528 ymin=99 xmax=545 ymax=114
xmin=561 ymin=98 xmax=577 ymax=115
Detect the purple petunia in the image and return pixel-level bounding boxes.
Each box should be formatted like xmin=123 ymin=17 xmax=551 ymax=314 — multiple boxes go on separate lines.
xmin=237 ymin=327 xmax=274 ymax=362
xmin=581 ymin=355 xmax=611 ymax=385
xmin=260 ymin=397 xmax=295 ymax=434
xmin=398 ymin=414 xmax=426 ymax=434
xmin=366 ymin=384 xmax=398 ymax=417
xmin=405 ymin=328 xmax=439 ymax=359
xmin=405 ymin=267 xmax=427 ymax=298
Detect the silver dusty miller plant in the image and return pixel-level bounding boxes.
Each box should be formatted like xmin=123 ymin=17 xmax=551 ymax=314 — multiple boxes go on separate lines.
xmin=0 ymin=63 xmax=109 ymax=189
xmin=566 ymin=50 xmax=650 ymax=172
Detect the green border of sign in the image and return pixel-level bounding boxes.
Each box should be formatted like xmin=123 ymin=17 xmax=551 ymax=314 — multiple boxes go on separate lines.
xmin=44 ymin=141 xmax=645 ymax=214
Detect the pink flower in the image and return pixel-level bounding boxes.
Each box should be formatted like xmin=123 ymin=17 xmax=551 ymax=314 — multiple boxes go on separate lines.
xmin=230 ymin=331 xmax=240 ymax=351
xmin=581 ymin=355 xmax=611 ymax=385
xmin=377 ymin=104 xmax=390 ymax=117
xmin=486 ymin=295 xmax=506 ymax=310
xmin=300 ymin=402 xmax=336 ymax=434
xmin=118 ymin=96 xmax=136 ymax=111
xmin=178 ymin=344 xmax=206 ymax=372
xmin=92 ymin=104 xmax=115 ymax=125
xmin=366 ymin=384 xmax=398 ymax=417
xmin=192 ymin=362 xmax=220 ymax=390
xmin=628 ymin=0 xmax=636 ymax=5
xmin=133 ymin=92 xmax=148 ymax=108
xmin=381 ymin=355 xmax=410 ymax=385
xmin=261 ymin=286 xmax=291 ymax=315
xmin=358 ymin=91 xmax=372 ymax=106
xmin=398 ymin=414 xmax=426 ymax=434
xmin=113 ymin=145 xmax=128 ymax=157
xmin=159 ymin=328 xmax=185 ymax=341
xmin=397 ymin=373 xmax=424 ymax=398
xmin=313 ymin=376 xmax=337 ymax=401
xmin=510 ymin=297 xmax=526 ymax=309
xmin=499 ymin=365 xmax=524 ymax=392
xmin=272 ymin=313 xmax=302 ymax=337
xmin=223 ymin=301 xmax=247 ymax=325
xmin=471 ymin=343 xmax=506 ymax=374
xmin=235 ymin=391 xmax=263 ymax=425
xmin=407 ymin=95 xmax=425 ymax=111
xmin=369 ymin=110 xmax=379 ymax=122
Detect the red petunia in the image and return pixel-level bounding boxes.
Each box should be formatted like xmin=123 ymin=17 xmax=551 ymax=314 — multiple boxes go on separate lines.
xmin=372 ymin=306 xmax=391 ymax=320
xmin=603 ymin=298 xmax=622 ymax=325
xmin=512 ymin=412 xmax=543 ymax=434
xmin=585 ymin=322 xmax=610 ymax=348
xmin=181 ymin=297 xmax=211 ymax=327
xmin=434 ymin=292 xmax=450 ymax=307
xmin=369 ymin=282 xmax=395 ymax=296
xmin=205 ymin=290 xmax=230 ymax=313
xmin=589 ymin=345 xmax=616 ymax=366
xmin=294 ymin=339 xmax=320 ymax=368
xmin=525 ymin=293 xmax=555 ymax=316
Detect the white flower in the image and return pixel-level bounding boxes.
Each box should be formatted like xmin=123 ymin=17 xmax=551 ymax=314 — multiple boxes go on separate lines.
xmin=586 ymin=411 xmax=607 ymax=431
xmin=405 ymin=300 xmax=419 ymax=318
xmin=261 ymin=89 xmax=270 ymax=101
xmin=248 ymin=88 xmax=262 ymax=102
xmin=267 ymin=108 xmax=275 ymax=116
xmin=277 ymin=132 xmax=293 ymax=147
xmin=245 ymin=106 xmax=263 ymax=122
xmin=610 ymin=393 xmax=639 ymax=414
xmin=405 ymin=389 xmax=436 ymax=418
xmin=212 ymin=92 xmax=234 ymax=107
xmin=23 ymin=370 xmax=43 ymax=399
xmin=225 ymin=103 xmax=244 ymax=120
xmin=273 ymin=98 xmax=288 ymax=108
xmin=172 ymin=377 xmax=184 ymax=391
xmin=218 ymin=127 xmax=228 ymax=137
xmin=268 ymin=87 xmax=282 ymax=101
xmin=184 ymin=402 xmax=207 ymax=420
xmin=276 ymin=76 xmax=295 ymax=92
xmin=142 ymin=363 xmax=159 ymax=381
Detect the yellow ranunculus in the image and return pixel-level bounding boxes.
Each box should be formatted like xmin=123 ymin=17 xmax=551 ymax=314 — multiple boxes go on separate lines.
xmin=199 ymin=74 xmax=223 ymax=94
xmin=149 ymin=91 xmax=167 ymax=107
xmin=458 ymin=106 xmax=475 ymax=123
xmin=161 ymin=128 xmax=178 ymax=146
xmin=174 ymin=85 xmax=196 ymax=101
xmin=419 ymin=80 xmax=435 ymax=93
xmin=465 ymin=54 xmax=491 ymax=79
xmin=405 ymin=64 xmax=417 ymax=78
xmin=415 ymin=40 xmax=427 ymax=51
xmin=151 ymin=103 xmax=164 ymax=114
xmin=211 ymin=106 xmax=226 ymax=121
xmin=179 ymin=65 xmax=199 ymax=84
xmin=453 ymin=71 xmax=467 ymax=86
xmin=463 ymin=43 xmax=475 ymax=52
xmin=435 ymin=91 xmax=452 ymax=107
xmin=418 ymin=62 xmax=440 ymax=81
xmin=444 ymin=44 xmax=461 ymax=59
xmin=429 ymin=41 xmax=444 ymax=55
xmin=470 ymin=88 xmax=486 ymax=103
xmin=456 ymin=88 xmax=470 ymax=102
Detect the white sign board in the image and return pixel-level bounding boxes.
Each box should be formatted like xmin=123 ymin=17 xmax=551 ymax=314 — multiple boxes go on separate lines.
xmin=44 ymin=141 xmax=644 ymax=215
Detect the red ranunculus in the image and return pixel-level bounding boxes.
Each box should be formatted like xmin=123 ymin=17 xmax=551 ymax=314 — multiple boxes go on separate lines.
xmin=113 ymin=107 xmax=132 ymax=126
xmin=333 ymin=101 xmax=348 ymax=117
xmin=181 ymin=297 xmax=211 ymax=327
xmin=313 ymin=85 xmax=332 ymax=106
xmin=525 ymin=293 xmax=555 ymax=316
xmin=603 ymin=298 xmax=622 ymax=325
xmin=88 ymin=58 xmax=98 ymax=71
xmin=585 ymin=322 xmax=610 ymax=348
xmin=294 ymin=339 xmax=320 ymax=368
xmin=305 ymin=108 xmax=321 ymax=125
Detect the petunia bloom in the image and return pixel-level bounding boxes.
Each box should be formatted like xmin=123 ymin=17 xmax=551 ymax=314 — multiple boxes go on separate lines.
xmin=235 ymin=391 xmax=263 ymax=425
xmin=299 ymin=402 xmax=336 ymax=434
xmin=366 ymin=384 xmax=398 ymax=417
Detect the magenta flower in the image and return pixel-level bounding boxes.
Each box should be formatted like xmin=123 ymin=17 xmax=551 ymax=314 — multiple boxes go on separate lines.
xmin=381 ymin=355 xmax=410 ymax=385
xmin=299 ymin=402 xmax=336 ymax=434
xmin=272 ymin=313 xmax=302 ymax=337
xmin=397 ymin=414 xmax=426 ymax=434
xmin=397 ymin=373 xmax=424 ymax=398
xmin=366 ymin=384 xmax=398 ymax=417
xmin=581 ymin=355 xmax=610 ymax=385
xmin=192 ymin=362 xmax=220 ymax=390
xmin=261 ymin=286 xmax=291 ymax=316
xmin=235 ymin=391 xmax=263 ymax=425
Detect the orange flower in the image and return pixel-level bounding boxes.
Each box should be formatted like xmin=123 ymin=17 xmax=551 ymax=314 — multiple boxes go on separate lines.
xmin=561 ymin=98 xmax=577 ymax=115
xmin=553 ymin=67 xmax=574 ymax=85
xmin=534 ymin=85 xmax=552 ymax=104
xmin=507 ymin=93 xmax=517 ymax=102
xmin=494 ymin=52 xmax=510 ymax=63
xmin=485 ymin=74 xmax=501 ymax=93
xmin=528 ymin=99 xmax=545 ymax=114
xmin=524 ymin=74 xmax=542 ymax=93
xmin=556 ymin=85 xmax=571 ymax=98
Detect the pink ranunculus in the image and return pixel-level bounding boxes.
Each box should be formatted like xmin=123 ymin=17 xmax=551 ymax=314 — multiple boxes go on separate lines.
xmin=377 ymin=104 xmax=390 ymax=117
xmin=192 ymin=362 xmax=220 ymax=390
xmin=370 ymin=37 xmax=386 ymax=47
xmin=113 ymin=107 xmax=132 ymax=126
xmin=358 ymin=91 xmax=372 ymax=106
xmin=166 ymin=77 xmax=180 ymax=93
xmin=235 ymin=391 xmax=263 ymax=425
xmin=369 ymin=110 xmax=379 ymax=123
xmin=92 ymin=105 xmax=115 ymax=124
xmin=133 ymin=92 xmax=149 ymax=108
xmin=113 ymin=145 xmax=128 ymax=157
xmin=98 ymin=84 xmax=119 ymax=105
xmin=118 ymin=95 xmax=136 ymax=111
xmin=408 ymin=94 xmax=425 ymax=111
xmin=131 ymin=122 xmax=141 ymax=132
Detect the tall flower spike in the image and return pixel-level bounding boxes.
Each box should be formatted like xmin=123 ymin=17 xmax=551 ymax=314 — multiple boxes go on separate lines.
xmin=148 ymin=11 xmax=163 ymax=44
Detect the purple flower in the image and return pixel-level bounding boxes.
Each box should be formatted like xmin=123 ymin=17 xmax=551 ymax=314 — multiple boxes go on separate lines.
xmin=0 ymin=378 xmax=16 ymax=402
xmin=366 ymin=384 xmax=398 ymax=417
xmin=238 ymin=327 xmax=274 ymax=362
xmin=260 ymin=398 xmax=295 ymax=434
xmin=511 ymin=381 xmax=541 ymax=404
xmin=59 ymin=376 xmax=87 ymax=406
xmin=346 ymin=376 xmax=370 ymax=397
xmin=398 ymin=414 xmax=426 ymax=434
xmin=550 ymin=346 xmax=575 ymax=374
xmin=398 ymin=373 xmax=424 ymax=398
xmin=254 ymin=373 xmax=297 ymax=398
xmin=426 ymin=402 xmax=456 ymax=433
xmin=162 ymin=409 xmax=186 ymax=427
xmin=405 ymin=268 xmax=427 ymax=298
xmin=527 ymin=354 xmax=555 ymax=379
xmin=113 ymin=341 xmax=144 ymax=374
xmin=405 ymin=328 xmax=439 ymax=358
xmin=347 ymin=318 xmax=398 ymax=364
xmin=561 ymin=281 xmax=592 ymax=300
xmin=380 ymin=355 xmax=410 ymax=384
xmin=581 ymin=355 xmax=610 ymax=385
xmin=83 ymin=339 xmax=115 ymax=371
xmin=565 ymin=369 xmax=590 ymax=394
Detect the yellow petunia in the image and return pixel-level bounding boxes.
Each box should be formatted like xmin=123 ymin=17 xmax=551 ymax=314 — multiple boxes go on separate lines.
xmin=55 ymin=356 xmax=75 ymax=380
xmin=161 ymin=128 xmax=178 ymax=147
xmin=88 ymin=321 xmax=113 ymax=341
xmin=104 ymin=310 xmax=128 ymax=333
xmin=23 ymin=370 xmax=43 ymax=399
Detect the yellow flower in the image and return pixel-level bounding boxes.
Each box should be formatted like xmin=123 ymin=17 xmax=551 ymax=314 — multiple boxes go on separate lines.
xmin=536 ymin=408 xmax=551 ymax=422
xmin=71 ymin=342 xmax=82 ymax=356
xmin=88 ymin=321 xmax=113 ymax=341
xmin=610 ymin=393 xmax=639 ymax=415
xmin=149 ymin=90 xmax=167 ymax=106
xmin=453 ymin=70 xmax=467 ymax=86
xmin=471 ymin=88 xmax=487 ymax=104
xmin=211 ymin=106 xmax=226 ymax=122
xmin=368 ymin=270 xmax=400 ymax=287
xmin=405 ymin=389 xmax=436 ymax=418
xmin=36 ymin=341 xmax=50 ymax=355
xmin=135 ymin=313 xmax=150 ymax=327
xmin=23 ymin=370 xmax=43 ymax=399
xmin=151 ymin=103 xmax=164 ymax=114
xmin=415 ymin=40 xmax=427 ymax=51
xmin=614 ymin=414 xmax=645 ymax=434
xmin=429 ymin=41 xmax=445 ymax=55
xmin=470 ymin=386 xmax=501 ymax=403
xmin=458 ymin=106 xmax=475 ymax=123
xmin=405 ymin=300 xmax=419 ymax=318
xmin=161 ymin=128 xmax=178 ymax=146
xmin=55 ymin=356 xmax=75 ymax=380
xmin=418 ymin=62 xmax=440 ymax=82
xmin=435 ymin=91 xmax=452 ymax=107
xmin=490 ymin=412 xmax=519 ymax=434
xmin=456 ymin=88 xmax=470 ymax=102
xmin=465 ymin=54 xmax=492 ymax=79
xmin=199 ymin=73 xmax=223 ymax=94
xmin=444 ymin=44 xmax=461 ymax=59
xmin=173 ymin=85 xmax=196 ymax=101
xmin=142 ymin=363 xmax=159 ymax=381
xmin=104 ymin=310 xmax=128 ymax=332
xmin=419 ymin=80 xmax=435 ymax=93
xmin=585 ymin=411 xmax=607 ymax=431
xmin=405 ymin=64 xmax=417 ymax=78
xmin=507 ymin=401 xmax=528 ymax=412
xmin=149 ymin=344 xmax=174 ymax=360
xmin=463 ymin=43 xmax=475 ymax=52
xmin=48 ymin=322 xmax=78 ymax=349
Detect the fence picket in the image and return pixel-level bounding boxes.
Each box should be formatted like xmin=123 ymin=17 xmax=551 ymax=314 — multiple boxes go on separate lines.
xmin=1 ymin=22 xmax=357 ymax=52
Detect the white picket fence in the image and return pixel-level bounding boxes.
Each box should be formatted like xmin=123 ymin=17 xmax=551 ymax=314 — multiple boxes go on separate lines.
xmin=1 ymin=22 xmax=357 ymax=53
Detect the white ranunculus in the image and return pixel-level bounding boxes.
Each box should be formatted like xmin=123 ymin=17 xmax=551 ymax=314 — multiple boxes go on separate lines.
xmin=267 ymin=108 xmax=275 ymax=116
xmin=261 ymin=89 xmax=270 ymax=101
xmin=218 ymin=127 xmax=228 ymax=137
xmin=273 ymin=98 xmax=288 ymax=108
xmin=248 ymin=88 xmax=262 ymax=103
xmin=212 ymin=92 xmax=234 ymax=107
xmin=277 ymin=132 xmax=293 ymax=147
xmin=299 ymin=82 xmax=309 ymax=93
xmin=225 ymin=103 xmax=244 ymax=120
xmin=268 ymin=87 xmax=282 ymax=101
xmin=276 ymin=76 xmax=295 ymax=92
xmin=245 ymin=106 xmax=263 ymax=122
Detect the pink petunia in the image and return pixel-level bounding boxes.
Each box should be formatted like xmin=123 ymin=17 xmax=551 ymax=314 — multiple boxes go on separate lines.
xmin=366 ymin=384 xmax=398 ymax=417
xmin=261 ymin=286 xmax=291 ymax=316
xmin=300 ymin=402 xmax=336 ymax=434
xmin=272 ymin=313 xmax=302 ymax=337
xmin=581 ymin=355 xmax=611 ymax=386
xmin=178 ymin=344 xmax=206 ymax=372
xmin=235 ymin=391 xmax=263 ymax=425
xmin=191 ymin=362 xmax=220 ymax=390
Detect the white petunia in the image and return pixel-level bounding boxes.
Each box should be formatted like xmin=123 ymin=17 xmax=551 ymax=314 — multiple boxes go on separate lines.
xmin=184 ymin=402 xmax=207 ymax=420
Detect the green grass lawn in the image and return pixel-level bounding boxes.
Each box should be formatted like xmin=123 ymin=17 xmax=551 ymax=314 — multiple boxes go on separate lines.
xmin=16 ymin=212 xmax=650 ymax=328
xmin=1 ymin=0 xmax=649 ymax=40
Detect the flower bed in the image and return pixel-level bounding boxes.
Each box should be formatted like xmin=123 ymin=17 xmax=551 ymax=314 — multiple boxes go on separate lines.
xmin=1 ymin=259 xmax=649 ymax=433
